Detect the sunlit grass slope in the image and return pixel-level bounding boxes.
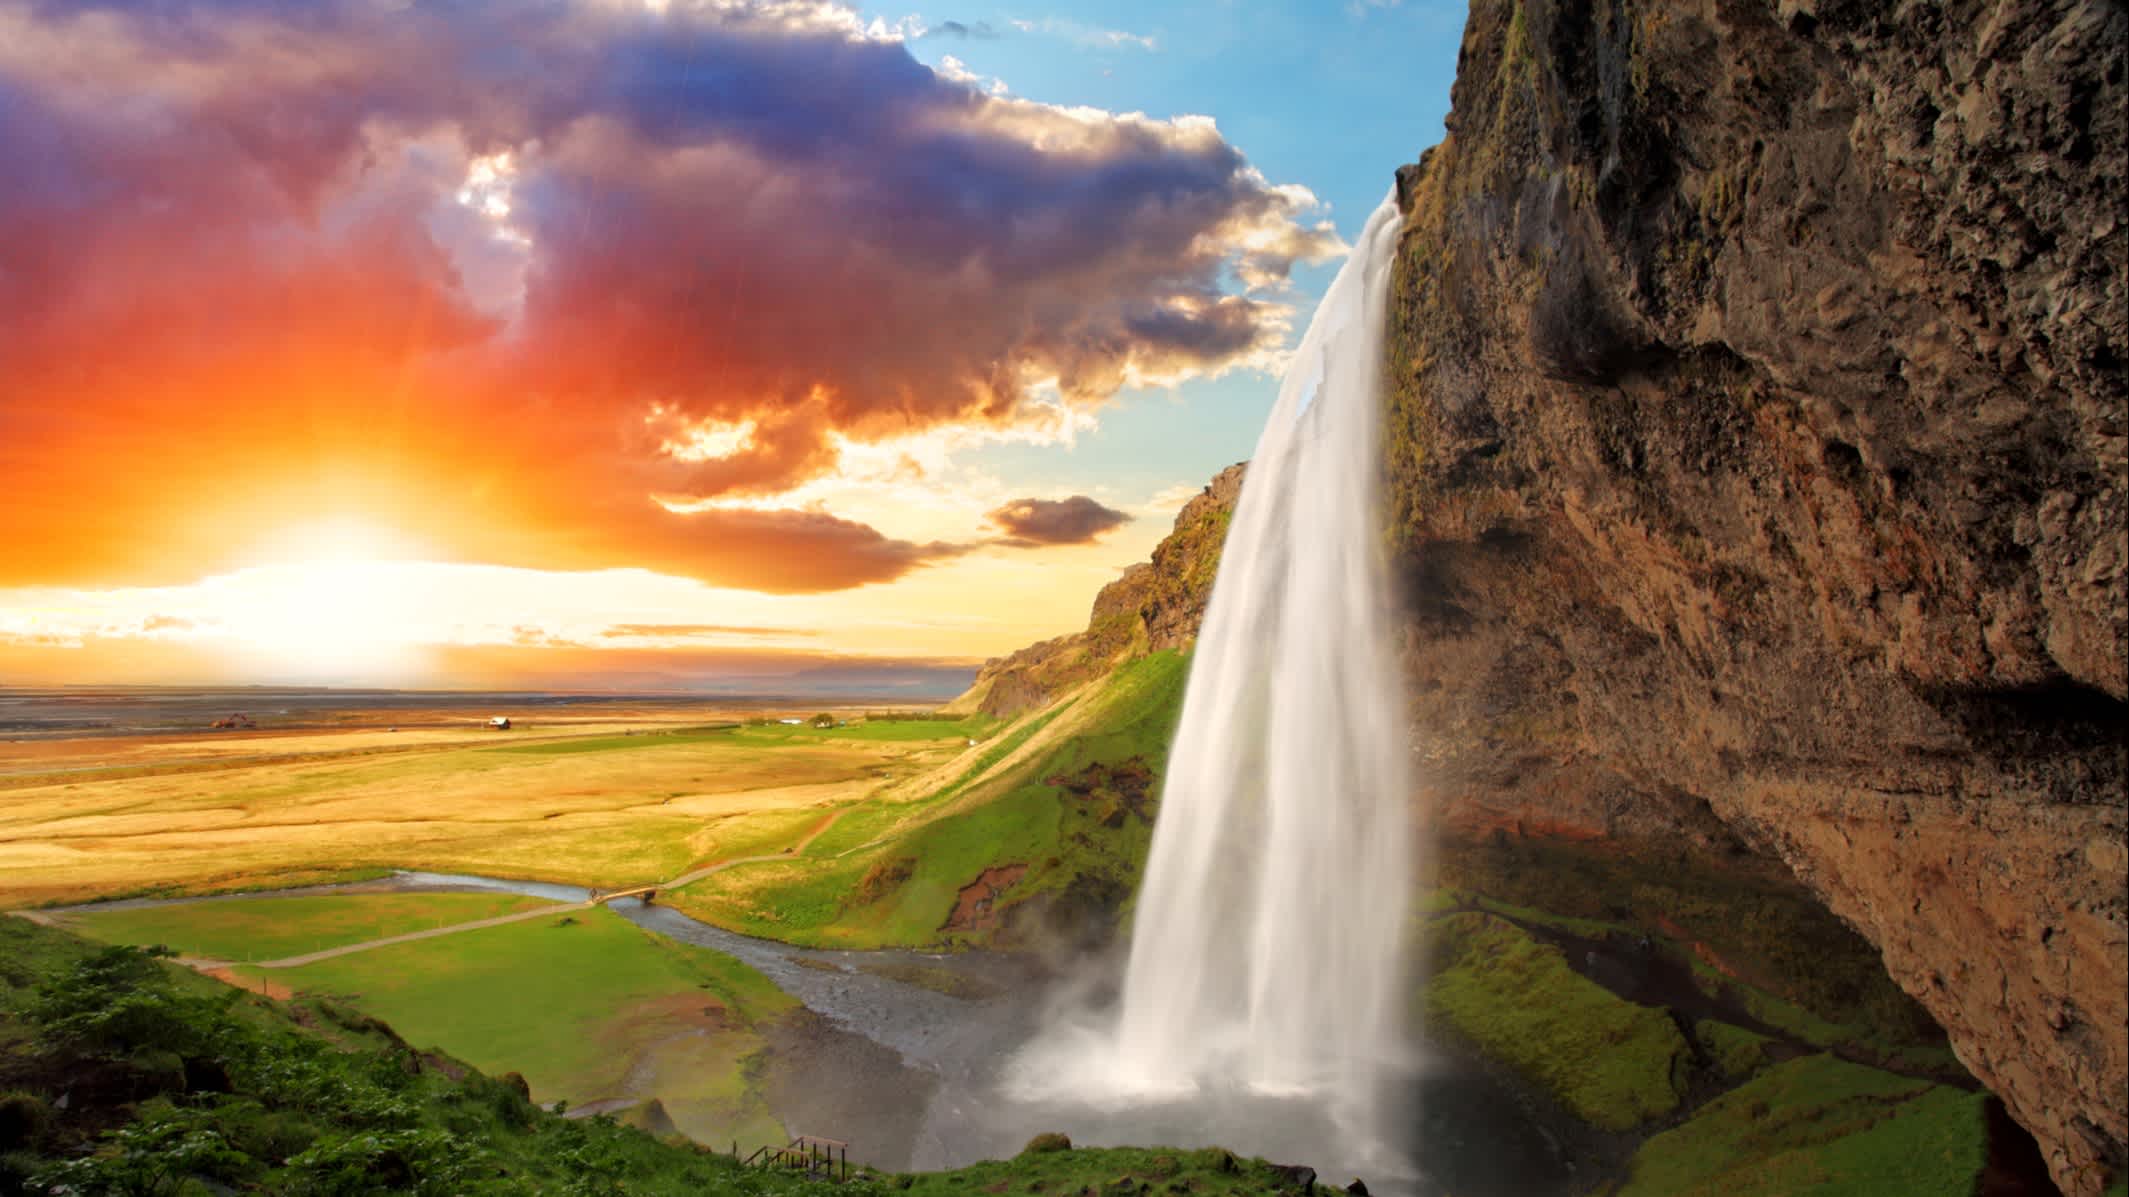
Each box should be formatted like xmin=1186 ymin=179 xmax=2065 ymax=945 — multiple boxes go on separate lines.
xmin=57 ymin=891 xmax=559 ymax=963
xmin=236 ymin=904 xmax=795 ymax=1151
xmin=12 ymin=915 xmax=1305 ymax=1195
xmin=666 ymin=652 xmax=1189 ymax=948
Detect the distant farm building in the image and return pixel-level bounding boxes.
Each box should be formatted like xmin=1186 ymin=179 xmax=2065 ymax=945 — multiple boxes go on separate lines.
xmin=487 ymin=717 xmax=512 ymax=730
xmin=777 ymin=717 xmax=806 ymax=726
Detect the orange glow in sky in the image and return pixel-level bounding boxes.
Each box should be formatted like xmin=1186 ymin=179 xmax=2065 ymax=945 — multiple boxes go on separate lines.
xmin=0 ymin=0 xmax=1352 ymax=690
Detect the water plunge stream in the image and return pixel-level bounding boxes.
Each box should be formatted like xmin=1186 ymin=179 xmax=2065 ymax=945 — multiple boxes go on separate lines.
xmin=1006 ymin=193 xmax=1417 ymax=1176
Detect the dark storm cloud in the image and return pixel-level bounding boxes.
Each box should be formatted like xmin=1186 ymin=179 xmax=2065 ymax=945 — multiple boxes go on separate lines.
xmin=985 ymin=495 xmax=1133 ymax=546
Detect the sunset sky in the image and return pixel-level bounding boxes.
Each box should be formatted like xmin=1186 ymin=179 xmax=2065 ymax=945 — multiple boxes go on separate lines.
xmin=0 ymin=0 xmax=1460 ymax=693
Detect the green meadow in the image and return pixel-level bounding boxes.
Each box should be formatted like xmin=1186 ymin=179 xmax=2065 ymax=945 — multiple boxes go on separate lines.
xmin=234 ymin=903 xmax=797 ymax=1151
xmin=58 ymin=891 xmax=559 ymax=963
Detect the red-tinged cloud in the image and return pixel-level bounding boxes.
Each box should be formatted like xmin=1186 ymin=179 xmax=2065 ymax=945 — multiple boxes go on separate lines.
xmin=0 ymin=0 xmax=1343 ymax=592
xmin=985 ymin=496 xmax=1133 ymax=546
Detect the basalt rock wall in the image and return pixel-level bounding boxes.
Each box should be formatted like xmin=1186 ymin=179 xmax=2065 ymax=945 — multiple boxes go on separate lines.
xmin=1385 ymin=1 xmax=2125 ymax=1190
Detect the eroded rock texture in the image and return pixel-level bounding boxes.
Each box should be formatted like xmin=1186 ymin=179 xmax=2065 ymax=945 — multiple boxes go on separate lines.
xmin=1387 ymin=1 xmax=2125 ymax=1190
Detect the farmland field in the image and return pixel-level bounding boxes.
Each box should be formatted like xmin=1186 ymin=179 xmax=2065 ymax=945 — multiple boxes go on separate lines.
xmin=0 ymin=700 xmax=996 ymax=908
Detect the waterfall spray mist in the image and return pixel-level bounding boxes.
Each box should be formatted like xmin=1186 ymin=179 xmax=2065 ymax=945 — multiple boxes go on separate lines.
xmin=1008 ymin=193 xmax=1414 ymax=1166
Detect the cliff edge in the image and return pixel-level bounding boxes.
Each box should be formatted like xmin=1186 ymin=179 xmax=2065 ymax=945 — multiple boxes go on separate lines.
xmin=948 ymin=464 xmax=1243 ymax=717
xmin=1386 ymin=1 xmax=2125 ymax=1191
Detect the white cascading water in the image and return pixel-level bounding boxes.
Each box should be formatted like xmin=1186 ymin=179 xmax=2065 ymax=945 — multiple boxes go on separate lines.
xmin=1008 ymin=192 xmax=1414 ymax=1164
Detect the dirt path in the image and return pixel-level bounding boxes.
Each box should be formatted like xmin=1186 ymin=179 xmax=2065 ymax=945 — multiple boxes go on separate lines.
xmin=660 ymin=805 xmax=852 ymax=889
xmin=224 ymin=899 xmax=602 ymax=970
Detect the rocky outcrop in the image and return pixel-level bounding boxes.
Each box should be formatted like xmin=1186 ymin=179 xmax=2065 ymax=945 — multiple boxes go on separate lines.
xmin=1387 ymin=1 xmax=2125 ymax=1191
xmin=951 ymin=465 xmax=1243 ymax=716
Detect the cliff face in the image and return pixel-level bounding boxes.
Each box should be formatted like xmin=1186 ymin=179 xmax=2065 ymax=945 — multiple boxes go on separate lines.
xmin=949 ymin=464 xmax=1243 ymax=717
xmin=1387 ymin=1 xmax=2125 ymax=1191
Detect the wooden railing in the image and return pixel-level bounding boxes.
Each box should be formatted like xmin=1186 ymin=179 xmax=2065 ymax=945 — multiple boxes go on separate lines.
xmin=740 ymin=1135 xmax=850 ymax=1182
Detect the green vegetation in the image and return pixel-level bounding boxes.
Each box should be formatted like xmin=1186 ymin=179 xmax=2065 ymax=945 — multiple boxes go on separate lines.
xmin=729 ymin=716 xmax=997 ymax=745
xmin=669 ymin=652 xmax=1188 ymax=950
xmin=1438 ymin=833 xmax=1949 ymax=1052
xmin=4 ymin=917 xmax=1341 ymax=1197
xmin=1616 ymin=1055 xmax=1989 ymax=1196
xmin=62 ymin=892 xmax=559 ymax=963
xmin=887 ymin=1143 xmax=1328 ymax=1195
xmin=489 ymin=728 xmax=739 ymax=755
xmin=1422 ymin=912 xmax=1688 ymax=1130
xmin=0 ymin=917 xmax=823 ymax=1195
xmin=1696 ymin=1018 xmax=1774 ymax=1080
xmin=241 ymin=905 xmax=796 ymax=1150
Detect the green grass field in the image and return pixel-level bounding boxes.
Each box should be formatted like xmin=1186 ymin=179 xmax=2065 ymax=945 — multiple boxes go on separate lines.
xmin=1617 ymin=1054 xmax=1989 ymax=1196
xmin=238 ymin=903 xmax=796 ymax=1151
xmin=58 ymin=891 xmax=559 ymax=963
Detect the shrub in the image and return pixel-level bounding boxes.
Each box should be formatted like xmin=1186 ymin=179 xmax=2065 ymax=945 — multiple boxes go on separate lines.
xmin=0 ymin=1092 xmax=50 ymax=1152
xmin=1020 ymin=1132 xmax=1072 ymax=1155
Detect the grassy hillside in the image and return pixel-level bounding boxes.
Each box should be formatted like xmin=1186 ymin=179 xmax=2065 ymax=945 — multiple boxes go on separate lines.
xmin=0 ymin=916 xmax=1339 ymax=1196
xmin=664 ymin=651 xmax=1190 ymax=949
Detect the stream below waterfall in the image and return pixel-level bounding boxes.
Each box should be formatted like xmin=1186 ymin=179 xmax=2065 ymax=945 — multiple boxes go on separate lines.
xmin=44 ymin=871 xmax=1599 ymax=1196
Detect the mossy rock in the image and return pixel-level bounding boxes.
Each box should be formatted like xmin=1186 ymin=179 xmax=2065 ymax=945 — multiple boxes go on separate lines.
xmin=1695 ymin=1019 xmax=1773 ymax=1080
xmin=0 ymin=1092 xmax=50 ymax=1152
xmin=1423 ymin=912 xmax=1689 ymax=1130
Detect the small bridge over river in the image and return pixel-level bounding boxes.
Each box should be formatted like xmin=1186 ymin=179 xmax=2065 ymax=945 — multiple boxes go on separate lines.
xmin=588 ymin=885 xmax=657 ymax=905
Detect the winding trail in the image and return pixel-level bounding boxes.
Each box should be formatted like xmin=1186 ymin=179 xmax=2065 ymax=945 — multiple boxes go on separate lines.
xmin=171 ymin=804 xmax=859 ymax=972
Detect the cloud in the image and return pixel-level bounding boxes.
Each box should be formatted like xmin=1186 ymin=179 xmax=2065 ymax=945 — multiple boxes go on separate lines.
xmin=1008 ymin=16 xmax=1158 ymax=51
xmin=1143 ymin=483 xmax=1205 ymax=514
xmin=985 ymin=495 xmax=1132 ymax=546
xmin=927 ymin=19 xmax=999 ymax=39
xmin=599 ymin=623 xmax=818 ymax=639
xmin=0 ymin=0 xmax=1341 ymax=593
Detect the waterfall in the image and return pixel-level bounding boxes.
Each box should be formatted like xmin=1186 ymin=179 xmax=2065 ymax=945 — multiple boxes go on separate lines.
xmin=1007 ymin=192 xmax=1414 ymax=1165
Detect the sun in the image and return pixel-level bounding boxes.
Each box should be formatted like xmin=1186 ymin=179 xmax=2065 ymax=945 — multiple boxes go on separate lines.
xmin=202 ymin=519 xmax=443 ymax=684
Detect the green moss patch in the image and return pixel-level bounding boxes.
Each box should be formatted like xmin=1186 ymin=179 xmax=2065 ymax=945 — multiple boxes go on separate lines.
xmin=1696 ymin=1019 xmax=1774 ymax=1080
xmin=1423 ymin=912 xmax=1689 ymax=1130
xmin=1438 ymin=833 xmax=1951 ymax=1056
xmin=1617 ymin=1054 xmax=1989 ymax=1197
